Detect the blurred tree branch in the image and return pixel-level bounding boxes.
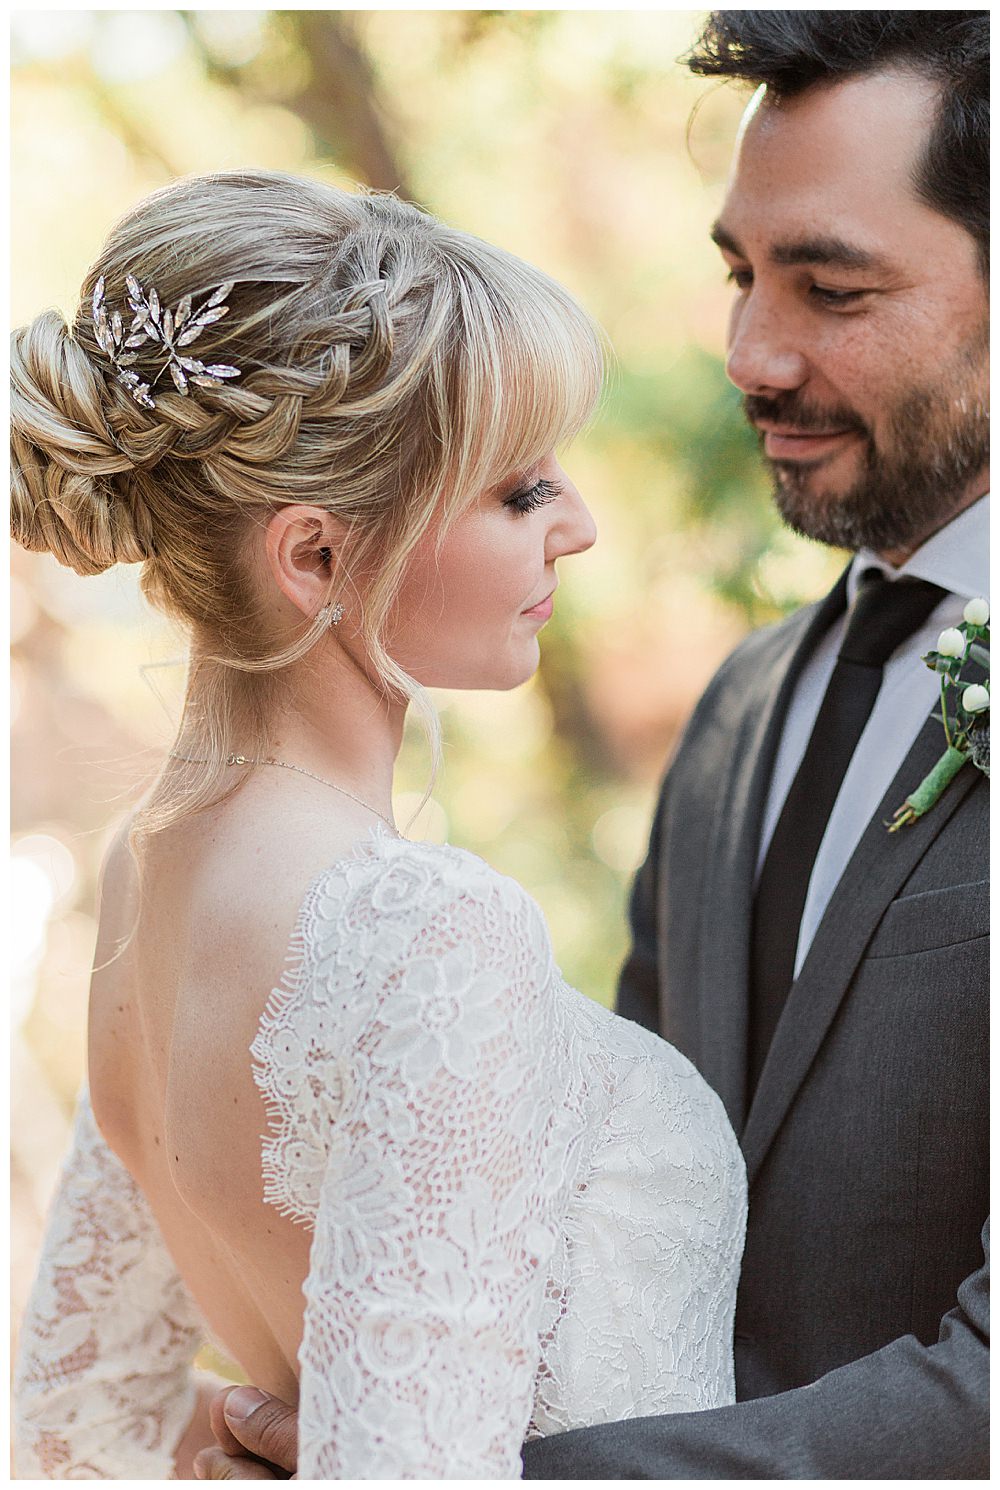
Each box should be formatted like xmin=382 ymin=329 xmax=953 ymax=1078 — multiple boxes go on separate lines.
xmin=179 ymin=10 xmax=412 ymax=198
xmin=87 ymin=80 xmax=182 ymax=180
xmin=17 ymin=57 xmax=181 ymax=180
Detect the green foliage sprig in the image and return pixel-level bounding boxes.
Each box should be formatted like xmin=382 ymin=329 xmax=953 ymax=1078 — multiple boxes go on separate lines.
xmin=888 ymin=598 xmax=990 ymax=831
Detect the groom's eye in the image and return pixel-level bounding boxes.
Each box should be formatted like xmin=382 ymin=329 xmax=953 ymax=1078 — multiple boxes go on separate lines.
xmin=809 ymin=285 xmax=869 ymax=308
xmin=726 ymin=268 xmax=753 ymax=291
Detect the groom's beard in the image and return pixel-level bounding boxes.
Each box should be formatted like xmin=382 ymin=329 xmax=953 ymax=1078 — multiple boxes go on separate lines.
xmin=745 ymin=330 xmax=989 ymax=553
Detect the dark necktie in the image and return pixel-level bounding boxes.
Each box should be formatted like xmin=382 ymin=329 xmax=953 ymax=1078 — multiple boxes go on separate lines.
xmin=748 ymin=569 xmax=949 ymax=1093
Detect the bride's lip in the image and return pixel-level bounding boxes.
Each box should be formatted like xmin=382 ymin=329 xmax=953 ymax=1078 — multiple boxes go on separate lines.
xmin=758 ymin=425 xmax=859 ymax=460
xmin=522 ymin=588 xmax=556 ymax=620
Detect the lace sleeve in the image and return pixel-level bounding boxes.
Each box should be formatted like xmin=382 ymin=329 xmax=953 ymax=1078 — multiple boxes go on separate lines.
xmin=252 ymin=840 xmax=590 ymax=1478
xmin=13 ymin=1087 xmax=203 ymax=1479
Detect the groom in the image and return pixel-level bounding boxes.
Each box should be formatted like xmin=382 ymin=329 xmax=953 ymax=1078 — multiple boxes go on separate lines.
xmin=197 ymin=11 xmax=989 ymax=1480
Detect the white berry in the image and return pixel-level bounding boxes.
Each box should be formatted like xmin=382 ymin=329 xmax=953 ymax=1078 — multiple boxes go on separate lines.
xmin=962 ymin=684 xmax=990 ymax=714
xmin=936 ymin=627 xmax=966 ymax=658
xmin=963 ymin=597 xmax=990 ymax=627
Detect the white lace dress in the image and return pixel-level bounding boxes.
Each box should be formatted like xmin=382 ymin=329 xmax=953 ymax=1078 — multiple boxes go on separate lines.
xmin=14 ymin=833 xmax=747 ymax=1479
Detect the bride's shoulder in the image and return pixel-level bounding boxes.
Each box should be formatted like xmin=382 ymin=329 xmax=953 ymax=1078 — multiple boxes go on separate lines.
xmin=285 ymin=831 xmax=558 ymax=1016
xmin=252 ymin=835 xmax=567 ymax=1229
xmin=307 ymin=829 xmax=548 ymax=935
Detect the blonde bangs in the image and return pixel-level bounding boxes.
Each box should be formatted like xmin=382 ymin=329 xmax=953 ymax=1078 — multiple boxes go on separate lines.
xmin=434 ymin=238 xmax=606 ymax=519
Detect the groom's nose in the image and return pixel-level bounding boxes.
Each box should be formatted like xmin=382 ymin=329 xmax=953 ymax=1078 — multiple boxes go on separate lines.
xmin=725 ymin=292 xmax=809 ymax=396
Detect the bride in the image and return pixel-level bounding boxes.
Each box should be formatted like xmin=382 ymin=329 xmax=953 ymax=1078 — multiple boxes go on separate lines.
xmin=11 ymin=169 xmax=746 ymax=1479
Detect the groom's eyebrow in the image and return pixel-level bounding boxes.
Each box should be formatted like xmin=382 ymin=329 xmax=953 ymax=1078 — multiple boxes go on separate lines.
xmin=772 ymin=235 xmax=891 ymax=271
xmin=711 ymin=221 xmax=890 ymax=272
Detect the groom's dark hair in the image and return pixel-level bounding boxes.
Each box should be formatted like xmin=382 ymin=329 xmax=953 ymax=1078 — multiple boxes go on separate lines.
xmin=686 ymin=10 xmax=989 ymax=272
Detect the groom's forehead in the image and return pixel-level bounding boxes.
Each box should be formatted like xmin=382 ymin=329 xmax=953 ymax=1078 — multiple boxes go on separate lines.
xmin=732 ymin=68 xmax=938 ymax=173
xmin=718 ymin=69 xmax=942 ymax=258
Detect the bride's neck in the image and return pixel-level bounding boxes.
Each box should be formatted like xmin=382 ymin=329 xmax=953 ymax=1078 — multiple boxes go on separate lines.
xmin=176 ymin=642 xmax=407 ymax=812
xmin=265 ymin=649 xmax=407 ymax=803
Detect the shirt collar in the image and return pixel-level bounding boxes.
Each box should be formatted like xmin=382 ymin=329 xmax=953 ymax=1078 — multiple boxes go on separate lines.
xmin=847 ymin=492 xmax=990 ymax=604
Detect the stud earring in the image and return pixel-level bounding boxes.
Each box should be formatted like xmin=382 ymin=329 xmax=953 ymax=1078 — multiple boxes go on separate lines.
xmin=321 ymin=602 xmax=345 ymax=628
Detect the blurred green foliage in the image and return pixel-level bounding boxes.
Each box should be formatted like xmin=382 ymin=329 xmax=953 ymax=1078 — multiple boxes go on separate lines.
xmin=11 ymin=11 xmax=843 ymax=1342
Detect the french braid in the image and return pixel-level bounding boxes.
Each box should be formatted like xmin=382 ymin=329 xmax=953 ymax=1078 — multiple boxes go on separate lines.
xmin=11 ymin=168 xmax=604 ymax=838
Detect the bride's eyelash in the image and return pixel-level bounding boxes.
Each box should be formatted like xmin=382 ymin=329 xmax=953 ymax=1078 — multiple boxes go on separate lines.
xmin=504 ymin=477 xmax=563 ymax=515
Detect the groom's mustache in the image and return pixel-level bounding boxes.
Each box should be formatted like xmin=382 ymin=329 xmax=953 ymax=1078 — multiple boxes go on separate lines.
xmin=743 ymin=393 xmax=870 ymax=442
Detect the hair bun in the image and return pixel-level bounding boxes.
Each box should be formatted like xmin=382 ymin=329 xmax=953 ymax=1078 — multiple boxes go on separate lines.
xmin=10 ymin=308 xmax=156 ymax=575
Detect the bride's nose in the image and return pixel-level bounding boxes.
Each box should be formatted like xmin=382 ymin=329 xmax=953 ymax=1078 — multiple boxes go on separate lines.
xmin=549 ymin=480 xmax=597 ymax=559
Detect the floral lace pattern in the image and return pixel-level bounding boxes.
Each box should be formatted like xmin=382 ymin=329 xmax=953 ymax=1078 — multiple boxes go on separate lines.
xmin=13 ymin=1090 xmax=201 ymax=1478
xmin=14 ymin=832 xmax=746 ymax=1480
xmin=251 ymin=836 xmax=595 ymax=1476
xmin=252 ymin=834 xmax=747 ymax=1476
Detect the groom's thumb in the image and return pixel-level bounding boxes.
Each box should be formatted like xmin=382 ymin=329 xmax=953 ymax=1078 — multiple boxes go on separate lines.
xmin=220 ymin=1386 xmax=299 ymax=1474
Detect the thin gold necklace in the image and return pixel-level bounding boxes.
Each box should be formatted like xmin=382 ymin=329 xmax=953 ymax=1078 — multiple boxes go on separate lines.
xmin=170 ymin=752 xmax=399 ymax=834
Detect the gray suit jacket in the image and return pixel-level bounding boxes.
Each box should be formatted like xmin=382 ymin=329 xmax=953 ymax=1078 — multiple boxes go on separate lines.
xmin=523 ymin=572 xmax=989 ymax=1478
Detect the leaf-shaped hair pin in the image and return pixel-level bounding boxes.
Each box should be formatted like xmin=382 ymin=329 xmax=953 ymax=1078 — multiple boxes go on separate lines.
xmin=92 ymin=274 xmax=242 ymax=409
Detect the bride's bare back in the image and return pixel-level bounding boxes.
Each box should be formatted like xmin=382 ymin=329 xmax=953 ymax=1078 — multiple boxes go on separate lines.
xmin=12 ymin=167 xmax=605 ymax=1475
xmin=87 ymin=779 xmax=379 ymax=1401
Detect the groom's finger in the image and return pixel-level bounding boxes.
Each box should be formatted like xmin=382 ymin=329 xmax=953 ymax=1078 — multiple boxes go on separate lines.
xmin=194 ymin=1445 xmax=282 ymax=1479
xmin=220 ymin=1386 xmax=300 ymax=1474
xmin=208 ymin=1387 xmax=253 ymax=1456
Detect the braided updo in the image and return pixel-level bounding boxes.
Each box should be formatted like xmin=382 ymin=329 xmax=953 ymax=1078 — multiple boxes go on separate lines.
xmin=11 ymin=169 xmax=604 ymax=836
xmin=11 ymin=309 xmax=158 ymax=574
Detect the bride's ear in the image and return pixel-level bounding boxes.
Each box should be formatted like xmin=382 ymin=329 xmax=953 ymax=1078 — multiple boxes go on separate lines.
xmin=263 ymin=505 xmax=349 ymax=620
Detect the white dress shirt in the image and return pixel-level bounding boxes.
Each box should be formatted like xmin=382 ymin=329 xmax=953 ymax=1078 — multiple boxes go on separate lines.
xmin=756 ymin=493 xmax=990 ymax=978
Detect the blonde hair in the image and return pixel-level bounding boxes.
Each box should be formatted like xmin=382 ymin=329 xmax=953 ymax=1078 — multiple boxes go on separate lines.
xmin=11 ymin=169 xmax=604 ymax=842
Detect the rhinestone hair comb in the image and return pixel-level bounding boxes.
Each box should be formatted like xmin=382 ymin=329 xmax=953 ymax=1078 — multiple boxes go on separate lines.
xmin=91 ymin=274 xmax=243 ymax=410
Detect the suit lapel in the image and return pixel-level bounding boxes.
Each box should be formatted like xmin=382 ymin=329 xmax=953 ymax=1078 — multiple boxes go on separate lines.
xmin=740 ymin=714 xmax=984 ymax=1186
xmin=694 ymin=570 xmax=850 ymax=1132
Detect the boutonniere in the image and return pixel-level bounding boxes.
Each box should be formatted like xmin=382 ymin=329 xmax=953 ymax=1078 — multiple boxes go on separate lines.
xmin=888 ymin=598 xmax=990 ymax=831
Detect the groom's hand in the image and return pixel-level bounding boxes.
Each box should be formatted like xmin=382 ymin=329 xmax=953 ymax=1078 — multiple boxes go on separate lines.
xmin=193 ymin=1386 xmax=299 ymax=1480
